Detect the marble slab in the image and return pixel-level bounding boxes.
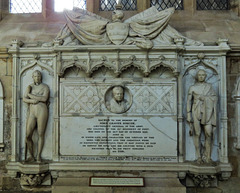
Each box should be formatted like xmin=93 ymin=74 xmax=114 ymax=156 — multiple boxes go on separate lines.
xmin=60 ymin=116 xmax=177 ymax=160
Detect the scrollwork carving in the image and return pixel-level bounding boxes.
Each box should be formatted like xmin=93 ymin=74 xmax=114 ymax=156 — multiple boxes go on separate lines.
xmin=188 ymin=173 xmax=216 ymax=187
xmin=20 ymin=173 xmax=49 ymax=186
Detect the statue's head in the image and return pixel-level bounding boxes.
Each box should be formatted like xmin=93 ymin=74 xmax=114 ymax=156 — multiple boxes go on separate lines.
xmin=112 ymin=10 xmax=124 ymax=22
xmin=112 ymin=86 xmax=124 ymax=102
xmin=32 ymin=70 xmax=42 ymax=85
xmin=196 ymin=69 xmax=207 ymax=82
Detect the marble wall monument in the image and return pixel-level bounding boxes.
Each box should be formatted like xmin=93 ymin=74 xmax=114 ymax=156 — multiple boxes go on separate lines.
xmin=6 ymin=5 xmax=232 ymax=192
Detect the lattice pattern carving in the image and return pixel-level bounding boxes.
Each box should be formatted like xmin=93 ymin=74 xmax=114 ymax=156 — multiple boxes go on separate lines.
xmin=100 ymin=0 xmax=137 ymax=11
xmin=151 ymin=0 xmax=183 ymax=10
xmin=197 ymin=0 xmax=229 ymax=10
xmin=60 ymin=83 xmax=176 ymax=116
xmin=131 ymin=85 xmax=175 ymax=114
xmin=10 ymin=0 xmax=42 ymax=13
xmin=62 ymin=85 xmax=102 ymax=114
xmin=73 ymin=0 xmax=86 ymax=9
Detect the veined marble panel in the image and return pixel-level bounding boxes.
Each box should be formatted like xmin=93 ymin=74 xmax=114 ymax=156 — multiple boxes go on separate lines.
xmin=60 ymin=116 xmax=177 ymax=159
xmin=59 ymin=78 xmax=177 ymax=160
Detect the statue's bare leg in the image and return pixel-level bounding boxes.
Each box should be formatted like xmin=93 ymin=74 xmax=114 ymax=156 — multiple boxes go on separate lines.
xmin=26 ymin=116 xmax=36 ymax=162
xmin=204 ymin=125 xmax=213 ymax=163
xmin=193 ymin=120 xmax=201 ymax=163
xmin=36 ymin=107 xmax=48 ymax=162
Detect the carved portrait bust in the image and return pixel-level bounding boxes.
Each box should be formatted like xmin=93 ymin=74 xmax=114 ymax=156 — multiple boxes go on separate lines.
xmin=105 ymin=86 xmax=132 ymax=114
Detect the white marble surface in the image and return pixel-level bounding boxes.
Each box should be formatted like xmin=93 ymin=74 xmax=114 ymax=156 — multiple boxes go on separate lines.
xmin=60 ymin=116 xmax=177 ymax=158
xmin=20 ymin=67 xmax=53 ymax=160
xmin=183 ymin=64 xmax=219 ymax=161
xmin=60 ymin=80 xmax=177 ymax=116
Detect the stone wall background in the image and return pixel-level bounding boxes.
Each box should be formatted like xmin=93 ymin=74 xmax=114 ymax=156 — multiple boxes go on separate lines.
xmin=0 ymin=0 xmax=240 ymax=192
xmin=0 ymin=49 xmax=12 ymax=190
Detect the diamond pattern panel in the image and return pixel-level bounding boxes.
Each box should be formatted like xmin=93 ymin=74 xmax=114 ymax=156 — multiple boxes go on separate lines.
xmin=10 ymin=0 xmax=42 ymax=13
xmin=63 ymin=85 xmax=101 ymax=114
xmin=73 ymin=0 xmax=86 ymax=9
xmin=121 ymin=0 xmax=137 ymax=10
xmin=100 ymin=0 xmax=137 ymax=11
xmin=150 ymin=0 xmax=183 ymax=10
xmin=61 ymin=83 xmax=176 ymax=116
xmin=132 ymin=85 xmax=174 ymax=114
xmin=196 ymin=0 xmax=229 ymax=10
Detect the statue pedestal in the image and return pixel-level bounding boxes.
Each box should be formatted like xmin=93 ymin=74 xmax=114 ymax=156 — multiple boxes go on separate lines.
xmin=6 ymin=162 xmax=51 ymax=187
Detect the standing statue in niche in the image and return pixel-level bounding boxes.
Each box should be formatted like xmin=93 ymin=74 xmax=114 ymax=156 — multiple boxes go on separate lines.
xmin=106 ymin=86 xmax=129 ymax=114
xmin=187 ymin=69 xmax=217 ymax=164
xmin=23 ymin=70 xmax=50 ymax=162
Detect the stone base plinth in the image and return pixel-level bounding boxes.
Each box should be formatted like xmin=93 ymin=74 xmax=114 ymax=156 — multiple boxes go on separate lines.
xmin=52 ymin=172 xmax=186 ymax=193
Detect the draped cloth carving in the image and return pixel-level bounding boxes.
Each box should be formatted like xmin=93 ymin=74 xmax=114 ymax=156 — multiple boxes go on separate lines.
xmin=56 ymin=7 xmax=203 ymax=48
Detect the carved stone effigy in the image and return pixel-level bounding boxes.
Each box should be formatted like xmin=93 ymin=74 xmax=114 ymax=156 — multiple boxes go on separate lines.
xmin=6 ymin=6 xmax=232 ymax=191
xmin=187 ymin=69 xmax=217 ymax=164
xmin=23 ymin=70 xmax=50 ymax=163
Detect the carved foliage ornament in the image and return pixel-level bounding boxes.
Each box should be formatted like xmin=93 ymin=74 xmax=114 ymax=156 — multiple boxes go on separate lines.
xmin=188 ymin=173 xmax=216 ymax=187
xmin=20 ymin=173 xmax=48 ymax=186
